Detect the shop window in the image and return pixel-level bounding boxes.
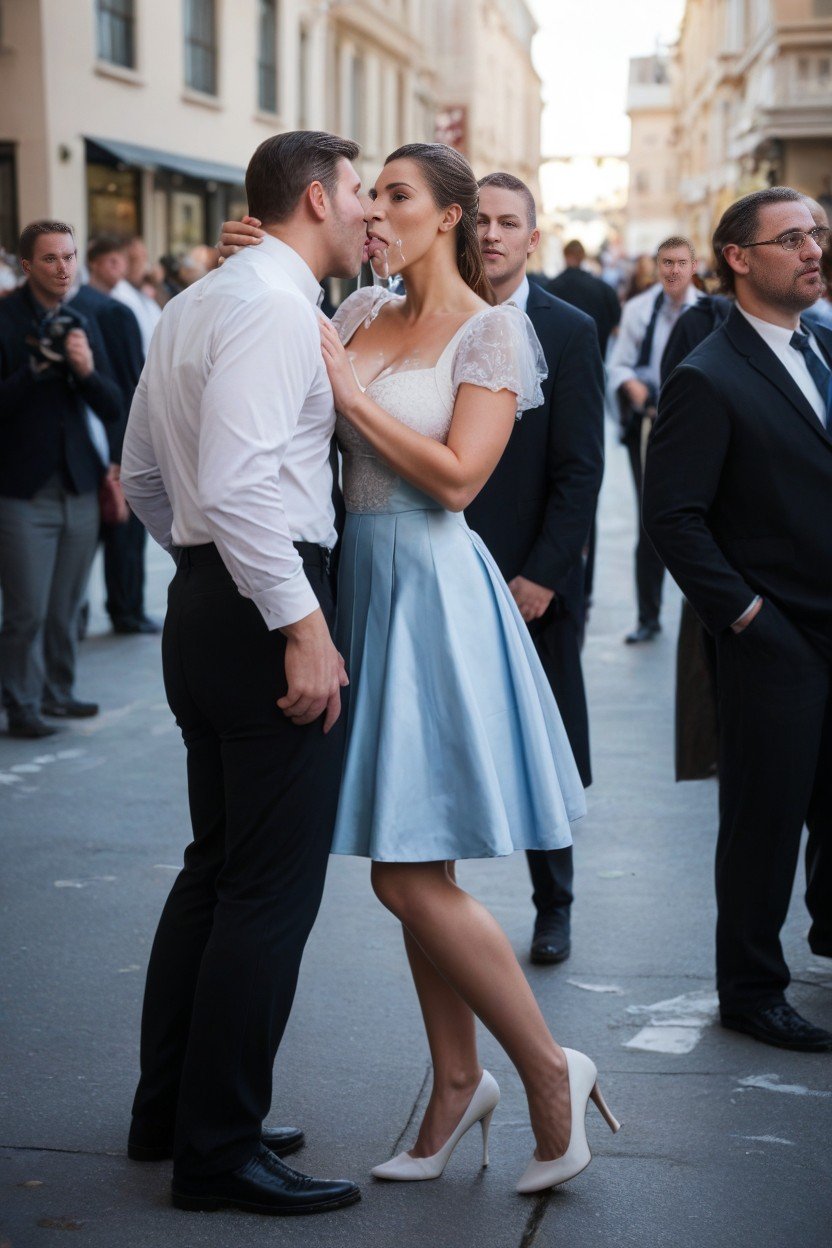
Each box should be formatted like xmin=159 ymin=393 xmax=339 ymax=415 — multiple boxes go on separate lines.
xmin=185 ymin=0 xmax=217 ymax=95
xmin=97 ymin=0 xmax=135 ymax=69
xmin=87 ymin=162 xmax=140 ymax=239
xmin=0 ymin=143 xmax=18 ymax=253
xmin=258 ymin=0 xmax=278 ymax=113
xmin=814 ymin=1 xmax=832 ymax=16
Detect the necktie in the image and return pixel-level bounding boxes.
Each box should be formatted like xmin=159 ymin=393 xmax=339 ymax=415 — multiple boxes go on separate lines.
xmin=790 ymin=329 xmax=831 ymax=428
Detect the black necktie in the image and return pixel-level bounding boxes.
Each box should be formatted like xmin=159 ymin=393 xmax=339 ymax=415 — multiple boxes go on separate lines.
xmin=790 ymin=329 xmax=831 ymax=428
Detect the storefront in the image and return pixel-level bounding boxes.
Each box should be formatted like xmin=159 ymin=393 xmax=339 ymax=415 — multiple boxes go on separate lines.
xmin=84 ymin=137 xmax=246 ymax=257
xmin=0 ymin=142 xmax=18 ymax=254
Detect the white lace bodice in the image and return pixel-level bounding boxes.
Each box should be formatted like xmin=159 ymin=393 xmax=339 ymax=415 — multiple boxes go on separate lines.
xmin=332 ymin=287 xmax=546 ymax=513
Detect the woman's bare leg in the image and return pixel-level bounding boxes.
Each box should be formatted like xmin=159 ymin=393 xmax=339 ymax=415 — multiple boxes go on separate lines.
xmin=373 ymin=860 xmax=571 ymax=1160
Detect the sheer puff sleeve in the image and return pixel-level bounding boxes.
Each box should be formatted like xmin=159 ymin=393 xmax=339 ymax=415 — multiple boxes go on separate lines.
xmin=451 ymin=303 xmax=547 ymax=416
xmin=331 ymin=285 xmax=402 ymax=345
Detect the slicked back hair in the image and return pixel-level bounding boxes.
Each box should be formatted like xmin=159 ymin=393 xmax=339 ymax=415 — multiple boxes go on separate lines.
xmin=19 ymin=220 xmax=75 ymax=262
xmin=712 ymin=187 xmax=804 ymax=293
xmin=246 ymin=130 xmax=360 ymax=225
xmin=477 ymin=171 xmax=537 ymax=230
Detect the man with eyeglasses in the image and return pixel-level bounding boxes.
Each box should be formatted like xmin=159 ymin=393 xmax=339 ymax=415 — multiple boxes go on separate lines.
xmin=643 ymin=187 xmax=832 ymax=1052
xmin=608 ymin=236 xmax=701 ymax=644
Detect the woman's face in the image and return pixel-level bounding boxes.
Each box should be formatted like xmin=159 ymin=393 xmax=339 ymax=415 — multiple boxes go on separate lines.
xmin=366 ymin=158 xmax=457 ymax=276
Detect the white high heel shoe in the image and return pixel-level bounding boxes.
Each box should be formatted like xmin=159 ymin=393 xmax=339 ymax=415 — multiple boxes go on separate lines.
xmin=371 ymin=1070 xmax=500 ymax=1181
xmin=516 ymin=1048 xmax=620 ymax=1194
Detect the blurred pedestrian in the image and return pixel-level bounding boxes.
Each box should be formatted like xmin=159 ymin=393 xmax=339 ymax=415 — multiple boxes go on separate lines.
xmin=624 ymin=254 xmax=656 ymax=302
xmin=644 ymin=187 xmax=832 ymax=1052
xmin=0 ymin=221 xmax=122 ymax=737
xmin=608 ymin=236 xmax=700 ymax=644
xmin=113 ymin=236 xmax=161 ymax=354
xmin=80 ymin=236 xmax=160 ymax=634
xmin=549 ymin=240 xmax=621 ymax=358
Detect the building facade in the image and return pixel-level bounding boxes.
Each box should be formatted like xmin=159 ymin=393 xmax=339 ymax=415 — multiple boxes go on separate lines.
xmin=0 ymin=0 xmax=440 ymax=256
xmin=624 ymin=53 xmax=678 ymax=256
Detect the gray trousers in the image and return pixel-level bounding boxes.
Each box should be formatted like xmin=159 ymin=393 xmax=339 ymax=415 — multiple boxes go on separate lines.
xmin=0 ymin=477 xmax=99 ymax=717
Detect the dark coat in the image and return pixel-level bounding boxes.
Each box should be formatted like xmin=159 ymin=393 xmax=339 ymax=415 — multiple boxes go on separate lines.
xmin=70 ymin=285 xmax=144 ymax=463
xmin=644 ymin=305 xmax=832 ymax=659
xmin=0 ymin=283 xmax=122 ymax=498
xmin=547 ymin=266 xmax=622 ymax=358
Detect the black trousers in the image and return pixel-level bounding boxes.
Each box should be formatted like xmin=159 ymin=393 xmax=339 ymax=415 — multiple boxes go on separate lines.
xmin=131 ymin=544 xmax=344 ymax=1178
xmin=525 ymin=606 xmax=589 ymax=927
xmin=714 ymin=602 xmax=832 ymax=1011
xmin=103 ymin=509 xmax=148 ymax=624
xmin=624 ymin=420 xmax=665 ymax=627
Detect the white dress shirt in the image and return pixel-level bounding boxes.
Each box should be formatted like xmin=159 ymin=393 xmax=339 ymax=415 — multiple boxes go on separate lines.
xmin=736 ymin=303 xmax=828 ymax=426
xmin=608 ymin=281 xmax=701 ymax=395
xmin=506 ymin=274 xmax=530 ymax=313
xmin=112 ymin=278 xmax=162 ymax=356
xmin=121 ymin=234 xmax=337 ymax=630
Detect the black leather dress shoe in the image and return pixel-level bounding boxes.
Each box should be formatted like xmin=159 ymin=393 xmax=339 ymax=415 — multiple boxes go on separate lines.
xmin=171 ymin=1144 xmax=361 ymax=1216
xmin=112 ymin=616 xmax=162 ymax=635
xmin=7 ymin=712 xmax=59 ymax=739
xmin=41 ymin=699 xmax=99 ymax=718
xmin=625 ymin=623 xmax=661 ymax=645
xmin=720 ymin=1001 xmax=832 ymax=1051
xmin=128 ymin=1125 xmax=305 ymax=1162
xmin=530 ymin=929 xmax=571 ymax=965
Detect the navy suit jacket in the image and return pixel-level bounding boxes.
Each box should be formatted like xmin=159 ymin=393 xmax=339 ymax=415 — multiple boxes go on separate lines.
xmin=70 ymin=285 xmax=144 ymax=463
xmin=465 ymin=281 xmax=605 ymax=623
xmin=644 ymin=305 xmax=832 ymax=656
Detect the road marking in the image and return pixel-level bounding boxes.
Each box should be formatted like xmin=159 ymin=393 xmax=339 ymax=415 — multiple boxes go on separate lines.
xmin=734 ymin=1135 xmax=795 ymax=1146
xmin=623 ymin=989 xmax=719 ymax=1054
xmin=53 ymin=876 xmax=117 ymax=889
xmin=736 ymin=1074 xmax=832 ymax=1098
xmin=567 ymin=980 xmax=625 ymax=995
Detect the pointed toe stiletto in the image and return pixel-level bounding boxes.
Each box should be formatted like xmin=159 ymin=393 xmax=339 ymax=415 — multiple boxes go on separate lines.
xmin=371 ymin=1070 xmax=500 ymax=1181
xmin=516 ymin=1049 xmax=620 ymax=1195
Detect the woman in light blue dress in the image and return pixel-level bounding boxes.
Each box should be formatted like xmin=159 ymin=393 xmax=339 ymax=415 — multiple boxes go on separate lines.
xmin=317 ymin=144 xmax=619 ymax=1191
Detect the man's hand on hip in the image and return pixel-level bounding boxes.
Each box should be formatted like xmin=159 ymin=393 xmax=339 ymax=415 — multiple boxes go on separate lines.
xmin=509 ymin=576 xmax=555 ymax=623
xmin=278 ymin=608 xmax=348 ymax=732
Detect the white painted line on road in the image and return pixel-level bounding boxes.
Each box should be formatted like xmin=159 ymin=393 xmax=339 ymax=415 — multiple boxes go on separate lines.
xmin=735 ymin=1075 xmax=832 ymax=1098
xmin=11 ymin=763 xmax=42 ymax=773
xmin=53 ymin=876 xmax=117 ymax=889
xmin=567 ymin=980 xmax=625 ymax=995
xmin=623 ymin=989 xmax=720 ymax=1054
xmin=153 ymin=864 xmax=180 ymax=870
xmin=733 ymin=1135 xmax=795 ymax=1146
xmin=0 ymin=773 xmax=23 ymax=785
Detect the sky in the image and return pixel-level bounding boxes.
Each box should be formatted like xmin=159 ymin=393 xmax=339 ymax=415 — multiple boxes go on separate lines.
xmin=527 ymin=0 xmax=686 ymax=157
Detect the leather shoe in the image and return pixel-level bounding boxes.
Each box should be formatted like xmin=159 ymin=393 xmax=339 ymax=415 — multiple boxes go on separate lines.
xmin=530 ymin=926 xmax=571 ymax=965
xmin=720 ymin=1000 xmax=832 ymax=1051
xmin=7 ymin=712 xmax=59 ymax=739
xmin=625 ymin=623 xmax=661 ymax=644
xmin=128 ymin=1125 xmax=305 ymax=1162
xmin=112 ymin=615 xmax=162 ymax=635
xmin=171 ymin=1144 xmax=361 ymax=1215
xmin=41 ymin=698 xmax=99 ymax=718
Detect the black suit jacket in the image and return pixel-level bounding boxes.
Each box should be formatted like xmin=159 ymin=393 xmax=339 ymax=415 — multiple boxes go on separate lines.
xmin=70 ymin=285 xmax=144 ymax=463
xmin=465 ymin=283 xmax=605 ymax=622
xmin=644 ymin=306 xmax=832 ymax=654
xmin=547 ymin=267 xmax=621 ymax=358
xmin=0 ymin=284 xmax=122 ymax=498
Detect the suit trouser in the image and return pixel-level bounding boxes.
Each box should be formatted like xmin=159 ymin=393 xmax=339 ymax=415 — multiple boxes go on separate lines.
xmin=0 ymin=477 xmax=99 ymax=715
xmin=624 ymin=420 xmax=665 ymax=627
xmin=103 ymin=509 xmax=148 ymax=623
xmin=130 ymin=545 xmax=344 ymax=1178
xmin=714 ymin=602 xmax=832 ymax=1010
xmin=525 ymin=607 xmax=589 ymax=926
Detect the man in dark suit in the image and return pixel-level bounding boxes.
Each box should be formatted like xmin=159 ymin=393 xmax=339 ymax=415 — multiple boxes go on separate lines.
xmin=644 ymin=187 xmax=832 ymax=1051
xmin=549 ymin=239 xmax=621 ymax=358
xmin=0 ymin=221 xmax=122 ymax=737
xmin=466 ymin=173 xmax=605 ymax=964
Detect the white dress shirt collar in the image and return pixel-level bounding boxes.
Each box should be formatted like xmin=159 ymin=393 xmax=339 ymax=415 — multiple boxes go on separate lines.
xmin=735 ymin=303 xmax=801 ymax=354
xmin=505 ymin=274 xmax=530 ymax=314
xmin=255 ymin=234 xmax=325 ymax=308
xmin=736 ymin=302 xmax=828 ymax=426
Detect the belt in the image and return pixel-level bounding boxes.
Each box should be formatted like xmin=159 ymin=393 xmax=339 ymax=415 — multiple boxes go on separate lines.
xmin=174 ymin=541 xmax=332 ymax=573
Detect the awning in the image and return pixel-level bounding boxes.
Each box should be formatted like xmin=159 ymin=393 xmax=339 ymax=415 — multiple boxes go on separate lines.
xmin=86 ymin=136 xmax=245 ymax=187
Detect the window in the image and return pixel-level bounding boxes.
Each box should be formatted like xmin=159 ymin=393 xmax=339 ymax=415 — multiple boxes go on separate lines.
xmin=185 ymin=0 xmax=217 ymax=95
xmin=814 ymin=1 xmax=832 ymax=17
xmin=258 ymin=0 xmax=277 ymax=113
xmin=97 ymin=0 xmax=135 ymax=69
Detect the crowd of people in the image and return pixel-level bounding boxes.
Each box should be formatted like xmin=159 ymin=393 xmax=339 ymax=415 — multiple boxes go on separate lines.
xmin=1 ymin=129 xmax=830 ymax=1222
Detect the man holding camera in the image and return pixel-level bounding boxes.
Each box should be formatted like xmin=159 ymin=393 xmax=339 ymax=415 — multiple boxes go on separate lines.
xmin=0 ymin=220 xmax=122 ymax=738
xmin=608 ymin=237 xmax=700 ymax=644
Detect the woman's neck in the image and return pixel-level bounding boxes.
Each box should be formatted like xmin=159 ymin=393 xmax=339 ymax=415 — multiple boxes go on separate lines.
xmin=398 ymin=240 xmax=482 ymax=319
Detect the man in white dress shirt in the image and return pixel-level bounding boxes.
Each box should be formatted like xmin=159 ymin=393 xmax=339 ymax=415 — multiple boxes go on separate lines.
xmin=121 ymin=131 xmax=367 ymax=1216
xmin=643 ymin=187 xmax=832 ymax=1053
xmin=608 ymin=237 xmax=701 ymax=643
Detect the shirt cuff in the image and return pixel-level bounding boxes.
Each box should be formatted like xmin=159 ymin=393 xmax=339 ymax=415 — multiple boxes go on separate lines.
xmin=732 ymin=596 xmax=761 ymax=629
xmin=252 ymin=566 xmax=320 ymax=631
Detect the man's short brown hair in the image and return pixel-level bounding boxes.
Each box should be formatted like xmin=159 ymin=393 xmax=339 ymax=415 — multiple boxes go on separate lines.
xmin=19 ymin=220 xmax=75 ymax=262
xmin=87 ymin=234 xmax=127 ymax=263
xmin=245 ymin=131 xmax=360 ymax=225
xmin=563 ymin=239 xmax=586 ymax=263
xmin=477 ymin=172 xmax=537 ymax=230
xmin=656 ymin=235 xmax=695 ymax=260
xmin=712 ymin=187 xmax=804 ymax=293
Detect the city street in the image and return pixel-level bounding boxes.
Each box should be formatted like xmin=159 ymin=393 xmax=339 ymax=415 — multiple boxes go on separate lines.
xmin=2 ymin=431 xmax=830 ymax=1248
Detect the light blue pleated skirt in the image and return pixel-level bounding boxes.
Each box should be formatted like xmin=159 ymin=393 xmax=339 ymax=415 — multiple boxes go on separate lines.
xmin=331 ymin=491 xmax=586 ymax=862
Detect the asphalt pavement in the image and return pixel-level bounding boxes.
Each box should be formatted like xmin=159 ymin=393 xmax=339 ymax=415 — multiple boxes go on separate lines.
xmin=2 ymin=428 xmax=831 ymax=1248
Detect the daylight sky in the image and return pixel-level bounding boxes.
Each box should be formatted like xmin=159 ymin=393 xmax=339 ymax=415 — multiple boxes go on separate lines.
xmin=527 ymin=0 xmax=687 ymax=157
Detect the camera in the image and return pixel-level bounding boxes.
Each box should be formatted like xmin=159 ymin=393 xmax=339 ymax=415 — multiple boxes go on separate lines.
xmin=27 ymin=305 xmax=88 ymax=378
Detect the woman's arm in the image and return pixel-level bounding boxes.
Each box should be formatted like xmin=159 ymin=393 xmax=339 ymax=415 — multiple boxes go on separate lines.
xmin=320 ymin=317 xmax=515 ymax=512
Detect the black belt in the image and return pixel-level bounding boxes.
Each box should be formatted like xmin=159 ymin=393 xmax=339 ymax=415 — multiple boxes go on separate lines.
xmin=174 ymin=541 xmax=332 ymax=573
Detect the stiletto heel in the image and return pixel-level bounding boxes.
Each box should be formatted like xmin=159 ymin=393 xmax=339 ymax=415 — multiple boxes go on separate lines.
xmin=590 ymin=1082 xmax=621 ymax=1134
xmin=480 ymin=1107 xmax=495 ymax=1168
xmin=516 ymin=1049 xmax=621 ymax=1194
xmin=371 ymin=1070 xmax=500 ymax=1181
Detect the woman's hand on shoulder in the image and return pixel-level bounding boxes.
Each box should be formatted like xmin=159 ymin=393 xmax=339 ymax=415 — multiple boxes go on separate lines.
xmin=319 ymin=315 xmax=364 ymax=416
xmin=217 ymin=215 xmax=264 ymax=263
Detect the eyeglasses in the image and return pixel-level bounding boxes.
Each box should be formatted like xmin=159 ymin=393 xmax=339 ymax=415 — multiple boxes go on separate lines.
xmin=743 ymin=226 xmax=830 ymax=252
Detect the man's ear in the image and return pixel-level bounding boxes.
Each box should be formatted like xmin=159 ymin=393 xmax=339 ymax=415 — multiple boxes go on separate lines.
xmin=526 ymin=228 xmax=541 ymax=259
xmin=20 ymin=259 xmax=31 ymax=276
xmin=439 ymin=204 xmax=463 ymax=233
xmin=306 ymin=180 xmax=328 ymax=222
xmin=721 ymin=243 xmax=749 ymax=280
